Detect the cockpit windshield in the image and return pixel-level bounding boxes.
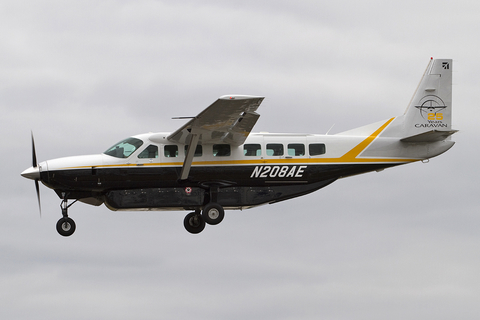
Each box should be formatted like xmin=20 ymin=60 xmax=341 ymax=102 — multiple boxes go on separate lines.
xmin=104 ymin=137 xmax=144 ymax=158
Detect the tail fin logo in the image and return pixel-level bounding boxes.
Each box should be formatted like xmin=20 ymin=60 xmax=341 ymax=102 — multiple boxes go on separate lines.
xmin=414 ymin=95 xmax=448 ymax=128
xmin=415 ymin=95 xmax=447 ymax=120
xmin=442 ymin=62 xmax=450 ymax=70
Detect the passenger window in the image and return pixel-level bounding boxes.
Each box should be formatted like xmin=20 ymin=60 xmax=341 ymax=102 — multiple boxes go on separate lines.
xmin=184 ymin=145 xmax=203 ymax=157
xmin=138 ymin=145 xmax=158 ymax=158
xmin=309 ymin=143 xmax=326 ymax=156
xmin=164 ymin=145 xmax=178 ymax=157
xmin=244 ymin=144 xmax=261 ymax=156
xmin=266 ymin=144 xmax=284 ymax=156
xmin=288 ymin=144 xmax=305 ymax=156
xmin=213 ymin=144 xmax=231 ymax=157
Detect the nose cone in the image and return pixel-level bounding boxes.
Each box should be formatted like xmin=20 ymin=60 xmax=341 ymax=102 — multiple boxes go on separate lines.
xmin=21 ymin=166 xmax=40 ymax=180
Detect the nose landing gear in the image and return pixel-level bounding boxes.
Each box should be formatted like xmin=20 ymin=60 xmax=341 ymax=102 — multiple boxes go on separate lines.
xmin=56 ymin=195 xmax=78 ymax=237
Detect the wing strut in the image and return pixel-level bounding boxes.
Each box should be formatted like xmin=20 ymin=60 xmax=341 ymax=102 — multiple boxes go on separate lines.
xmin=180 ymin=133 xmax=200 ymax=180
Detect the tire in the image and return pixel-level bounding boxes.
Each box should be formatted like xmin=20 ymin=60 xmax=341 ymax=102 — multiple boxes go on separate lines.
xmin=202 ymin=203 xmax=225 ymax=225
xmin=56 ymin=217 xmax=76 ymax=237
xmin=183 ymin=212 xmax=205 ymax=234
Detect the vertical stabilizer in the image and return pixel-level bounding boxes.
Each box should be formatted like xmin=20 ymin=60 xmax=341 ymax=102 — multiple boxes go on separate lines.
xmin=402 ymin=58 xmax=453 ymax=138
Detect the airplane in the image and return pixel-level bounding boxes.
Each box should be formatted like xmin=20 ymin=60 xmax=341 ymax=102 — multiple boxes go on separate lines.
xmin=21 ymin=58 xmax=457 ymax=236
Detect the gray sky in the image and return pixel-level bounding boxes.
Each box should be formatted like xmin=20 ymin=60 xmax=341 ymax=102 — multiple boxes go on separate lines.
xmin=1 ymin=1 xmax=479 ymax=319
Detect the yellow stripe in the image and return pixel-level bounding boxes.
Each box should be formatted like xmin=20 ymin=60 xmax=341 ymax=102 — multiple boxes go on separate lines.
xmin=339 ymin=117 xmax=395 ymax=161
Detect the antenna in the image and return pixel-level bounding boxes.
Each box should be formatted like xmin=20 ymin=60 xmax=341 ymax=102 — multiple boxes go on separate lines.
xmin=326 ymin=124 xmax=335 ymax=135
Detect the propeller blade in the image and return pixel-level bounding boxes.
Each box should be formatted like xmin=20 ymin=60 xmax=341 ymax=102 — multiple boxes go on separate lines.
xmin=31 ymin=132 xmax=37 ymax=168
xmin=31 ymin=132 xmax=41 ymax=217
xmin=35 ymin=179 xmax=42 ymax=217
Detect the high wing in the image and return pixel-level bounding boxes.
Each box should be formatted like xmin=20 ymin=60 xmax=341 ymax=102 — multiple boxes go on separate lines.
xmin=166 ymin=95 xmax=265 ymax=180
xmin=167 ymin=95 xmax=264 ymax=145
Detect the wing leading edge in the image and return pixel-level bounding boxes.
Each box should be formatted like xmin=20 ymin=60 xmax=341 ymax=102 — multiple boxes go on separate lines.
xmin=167 ymin=95 xmax=265 ymax=180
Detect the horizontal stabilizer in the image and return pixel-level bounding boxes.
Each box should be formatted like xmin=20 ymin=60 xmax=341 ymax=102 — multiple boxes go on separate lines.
xmin=400 ymin=130 xmax=458 ymax=142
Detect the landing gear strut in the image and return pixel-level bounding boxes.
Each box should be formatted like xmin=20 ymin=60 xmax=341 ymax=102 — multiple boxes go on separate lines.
xmin=56 ymin=195 xmax=77 ymax=237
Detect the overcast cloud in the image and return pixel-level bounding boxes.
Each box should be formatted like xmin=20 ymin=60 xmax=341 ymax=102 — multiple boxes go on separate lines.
xmin=1 ymin=1 xmax=479 ymax=319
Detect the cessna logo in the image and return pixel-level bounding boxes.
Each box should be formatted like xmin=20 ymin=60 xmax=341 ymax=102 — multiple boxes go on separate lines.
xmin=414 ymin=95 xmax=448 ymax=128
xmin=250 ymin=165 xmax=307 ymax=178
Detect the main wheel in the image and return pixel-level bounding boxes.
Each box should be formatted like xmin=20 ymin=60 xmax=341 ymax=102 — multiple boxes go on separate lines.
xmin=202 ymin=203 xmax=225 ymax=225
xmin=183 ymin=212 xmax=205 ymax=234
xmin=56 ymin=217 xmax=76 ymax=237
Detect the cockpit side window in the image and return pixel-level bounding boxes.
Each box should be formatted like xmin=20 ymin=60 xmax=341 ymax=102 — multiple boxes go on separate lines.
xmin=104 ymin=137 xmax=144 ymax=158
xmin=138 ymin=145 xmax=159 ymax=159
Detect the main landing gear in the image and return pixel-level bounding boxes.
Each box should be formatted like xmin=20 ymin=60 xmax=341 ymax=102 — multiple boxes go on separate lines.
xmin=183 ymin=203 xmax=225 ymax=234
xmin=56 ymin=195 xmax=78 ymax=237
xmin=183 ymin=185 xmax=226 ymax=234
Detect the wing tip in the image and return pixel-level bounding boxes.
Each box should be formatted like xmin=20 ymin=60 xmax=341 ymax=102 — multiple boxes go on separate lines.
xmin=219 ymin=95 xmax=264 ymax=100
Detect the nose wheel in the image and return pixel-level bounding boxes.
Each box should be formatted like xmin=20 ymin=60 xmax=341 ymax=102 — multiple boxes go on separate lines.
xmin=56 ymin=217 xmax=76 ymax=237
xmin=56 ymin=195 xmax=78 ymax=237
